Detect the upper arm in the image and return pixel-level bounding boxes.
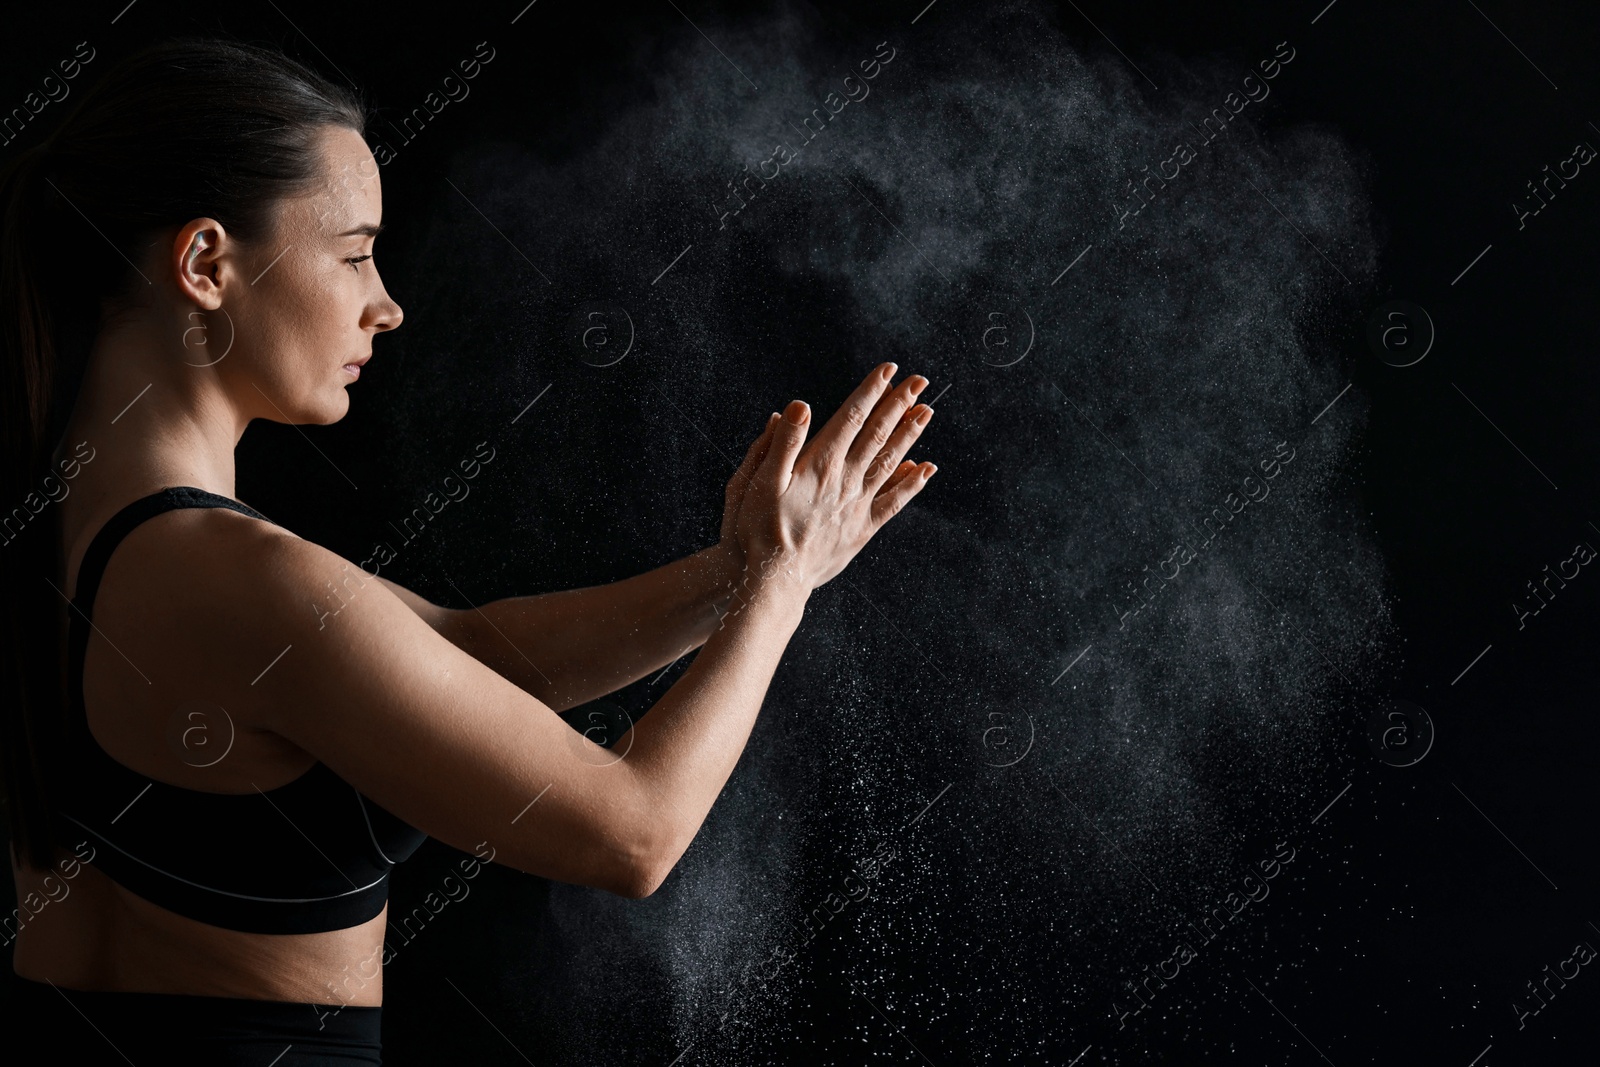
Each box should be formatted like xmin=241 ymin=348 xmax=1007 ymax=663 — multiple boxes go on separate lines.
xmin=203 ymin=526 xmax=662 ymax=897
xmin=374 ymin=576 xmax=457 ymax=635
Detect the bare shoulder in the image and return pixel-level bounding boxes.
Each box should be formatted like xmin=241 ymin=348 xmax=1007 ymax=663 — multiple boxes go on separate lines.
xmin=91 ymin=502 xmax=330 ymax=711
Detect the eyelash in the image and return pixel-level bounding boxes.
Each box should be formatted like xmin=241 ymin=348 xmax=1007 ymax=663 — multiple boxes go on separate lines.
xmin=347 ymin=255 xmax=373 ymax=272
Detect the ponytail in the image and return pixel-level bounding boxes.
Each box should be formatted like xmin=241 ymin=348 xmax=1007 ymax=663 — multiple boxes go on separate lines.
xmin=0 ymin=141 xmax=71 ymax=871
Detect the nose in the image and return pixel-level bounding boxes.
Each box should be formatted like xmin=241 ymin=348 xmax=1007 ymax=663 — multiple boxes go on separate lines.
xmin=369 ymin=288 xmax=403 ymax=333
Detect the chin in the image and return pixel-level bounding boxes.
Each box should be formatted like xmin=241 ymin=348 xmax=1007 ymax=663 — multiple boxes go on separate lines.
xmin=298 ymin=387 xmax=351 ymax=426
xmin=321 ymin=390 xmax=353 ymax=423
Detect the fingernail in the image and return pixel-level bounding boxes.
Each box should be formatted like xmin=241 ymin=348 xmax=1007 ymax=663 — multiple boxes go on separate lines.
xmin=785 ymin=400 xmax=809 ymax=424
xmin=882 ymin=362 xmax=897 ymax=381
xmin=769 ymin=412 xmax=780 ymax=425
xmin=911 ymin=375 xmax=929 ymax=394
xmin=926 ymin=463 xmax=938 ymax=477
xmin=915 ymin=407 xmax=932 ymax=427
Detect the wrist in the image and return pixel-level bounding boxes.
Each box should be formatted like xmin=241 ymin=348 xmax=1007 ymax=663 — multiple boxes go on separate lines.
xmin=728 ymin=543 xmax=812 ymax=605
xmin=707 ymin=539 xmax=745 ymax=595
xmin=714 ymin=570 xmax=809 ymax=633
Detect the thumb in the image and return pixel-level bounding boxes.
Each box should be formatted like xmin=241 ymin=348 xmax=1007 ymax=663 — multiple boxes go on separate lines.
xmin=731 ymin=412 xmax=779 ymax=496
xmin=761 ymin=399 xmax=811 ymax=494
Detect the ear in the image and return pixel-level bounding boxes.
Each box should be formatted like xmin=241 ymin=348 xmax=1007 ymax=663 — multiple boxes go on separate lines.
xmin=172 ymin=217 xmax=228 ymax=310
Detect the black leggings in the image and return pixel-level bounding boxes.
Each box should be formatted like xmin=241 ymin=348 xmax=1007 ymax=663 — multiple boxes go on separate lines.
xmin=9 ymin=975 xmax=383 ymax=1065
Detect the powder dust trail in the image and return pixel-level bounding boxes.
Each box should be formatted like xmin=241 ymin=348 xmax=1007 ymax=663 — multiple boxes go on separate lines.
xmin=394 ymin=1 xmax=1397 ymax=1061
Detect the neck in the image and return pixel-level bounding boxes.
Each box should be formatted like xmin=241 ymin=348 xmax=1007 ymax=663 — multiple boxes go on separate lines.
xmin=56 ymin=309 xmax=249 ymax=502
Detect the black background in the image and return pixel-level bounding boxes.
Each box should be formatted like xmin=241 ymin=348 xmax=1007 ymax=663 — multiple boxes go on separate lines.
xmin=3 ymin=1 xmax=1599 ymax=1064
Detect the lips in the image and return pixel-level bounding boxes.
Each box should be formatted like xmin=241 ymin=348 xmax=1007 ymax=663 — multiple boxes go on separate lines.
xmin=343 ymin=355 xmax=370 ymax=379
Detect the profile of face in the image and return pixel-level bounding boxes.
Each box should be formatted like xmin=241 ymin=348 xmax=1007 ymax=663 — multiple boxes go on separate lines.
xmin=172 ymin=124 xmax=403 ymax=425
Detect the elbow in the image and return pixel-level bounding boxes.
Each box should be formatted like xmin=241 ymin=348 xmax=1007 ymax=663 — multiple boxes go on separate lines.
xmin=616 ymin=857 xmax=668 ymax=899
xmin=608 ymin=840 xmax=675 ymax=898
xmin=620 ymin=826 xmax=686 ymax=898
xmin=610 ymin=816 xmax=684 ymax=899
xmin=602 ymin=768 xmax=693 ymax=899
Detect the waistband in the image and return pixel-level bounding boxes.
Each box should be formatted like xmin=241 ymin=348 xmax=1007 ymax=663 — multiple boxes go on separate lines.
xmin=9 ymin=974 xmax=383 ymax=1065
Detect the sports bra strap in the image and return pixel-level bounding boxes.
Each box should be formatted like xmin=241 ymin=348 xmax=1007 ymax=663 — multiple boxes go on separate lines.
xmin=71 ymin=486 xmax=276 ymax=612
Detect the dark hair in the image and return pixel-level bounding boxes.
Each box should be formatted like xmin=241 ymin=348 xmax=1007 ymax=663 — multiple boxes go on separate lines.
xmin=0 ymin=38 xmax=367 ymax=870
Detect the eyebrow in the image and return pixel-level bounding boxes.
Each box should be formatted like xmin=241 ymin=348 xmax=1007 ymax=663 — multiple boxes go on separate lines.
xmin=337 ymin=223 xmax=385 ymax=237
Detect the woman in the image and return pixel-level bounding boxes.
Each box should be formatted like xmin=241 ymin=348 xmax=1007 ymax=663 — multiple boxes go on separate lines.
xmin=0 ymin=38 xmax=937 ymax=1064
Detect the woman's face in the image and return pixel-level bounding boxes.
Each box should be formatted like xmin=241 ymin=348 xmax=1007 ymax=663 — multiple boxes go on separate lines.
xmin=207 ymin=124 xmax=403 ymax=425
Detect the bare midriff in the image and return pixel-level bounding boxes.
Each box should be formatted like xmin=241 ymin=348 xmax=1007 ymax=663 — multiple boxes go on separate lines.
xmin=10 ymin=850 xmax=388 ymax=1007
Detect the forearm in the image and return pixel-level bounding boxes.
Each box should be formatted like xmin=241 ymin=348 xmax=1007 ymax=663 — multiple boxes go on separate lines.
xmin=620 ymin=562 xmax=810 ymax=886
xmin=452 ymin=544 xmax=743 ymax=712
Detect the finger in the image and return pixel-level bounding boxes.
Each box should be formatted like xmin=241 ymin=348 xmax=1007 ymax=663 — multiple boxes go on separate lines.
xmin=874 ymin=460 xmax=919 ymax=498
xmin=805 ymin=362 xmax=898 ymax=476
xmin=863 ymin=402 xmax=934 ymax=497
xmin=870 ymin=460 xmax=935 ymax=528
xmin=846 ymin=374 xmax=928 ymax=478
xmin=729 ymin=412 xmax=780 ymax=498
xmin=762 ymin=399 xmax=812 ymax=495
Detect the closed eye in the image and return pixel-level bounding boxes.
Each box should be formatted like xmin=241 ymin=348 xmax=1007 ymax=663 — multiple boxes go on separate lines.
xmin=348 ymin=255 xmax=373 ymax=272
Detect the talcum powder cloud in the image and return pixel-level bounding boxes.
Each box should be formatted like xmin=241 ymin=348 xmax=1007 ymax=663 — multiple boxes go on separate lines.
xmin=393 ymin=1 xmax=1396 ymax=1060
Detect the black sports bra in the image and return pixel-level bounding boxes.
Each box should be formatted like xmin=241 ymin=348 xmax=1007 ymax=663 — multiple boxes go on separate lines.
xmin=54 ymin=486 xmax=427 ymax=935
